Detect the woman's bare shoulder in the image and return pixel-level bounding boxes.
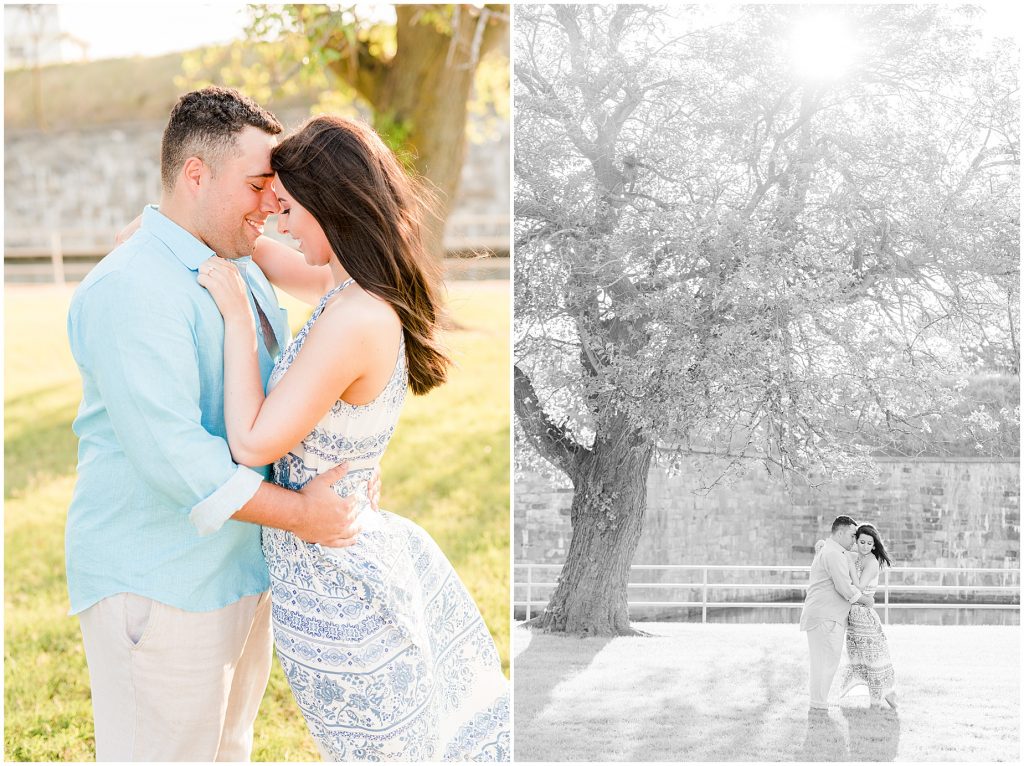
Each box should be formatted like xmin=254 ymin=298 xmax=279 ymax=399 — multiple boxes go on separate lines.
xmin=319 ymin=283 xmax=401 ymax=335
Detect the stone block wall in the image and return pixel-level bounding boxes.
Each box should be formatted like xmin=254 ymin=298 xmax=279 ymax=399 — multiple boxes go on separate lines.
xmin=515 ymin=458 xmax=1020 ymax=621
xmin=516 ymin=458 xmax=1020 ymax=569
xmin=5 ymin=122 xmax=165 ymax=245
xmin=4 ymin=114 xmax=509 ymax=252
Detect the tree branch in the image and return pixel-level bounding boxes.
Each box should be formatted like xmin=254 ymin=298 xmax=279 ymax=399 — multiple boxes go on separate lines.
xmin=311 ymin=6 xmax=389 ymax=104
xmin=514 ymin=365 xmax=590 ymax=475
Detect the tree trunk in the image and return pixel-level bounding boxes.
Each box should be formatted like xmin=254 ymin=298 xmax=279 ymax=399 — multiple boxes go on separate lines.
xmin=530 ymin=428 xmax=655 ymax=636
xmin=373 ymin=13 xmax=466 ymax=259
xmin=373 ymin=6 xmax=506 ymax=261
xmin=322 ymin=5 xmax=508 ymax=261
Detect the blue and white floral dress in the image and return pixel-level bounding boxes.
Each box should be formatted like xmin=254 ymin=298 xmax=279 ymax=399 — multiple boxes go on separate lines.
xmin=261 ymin=280 xmax=510 ymax=761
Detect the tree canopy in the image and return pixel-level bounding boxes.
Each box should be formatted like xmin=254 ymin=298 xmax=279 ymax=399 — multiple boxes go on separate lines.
xmin=516 ymin=4 xmax=1019 ymax=491
xmin=182 ymin=4 xmax=510 ymax=258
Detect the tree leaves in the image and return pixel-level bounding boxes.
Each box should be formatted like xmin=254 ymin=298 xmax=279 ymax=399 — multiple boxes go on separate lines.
xmin=515 ymin=4 xmax=1019 ymax=488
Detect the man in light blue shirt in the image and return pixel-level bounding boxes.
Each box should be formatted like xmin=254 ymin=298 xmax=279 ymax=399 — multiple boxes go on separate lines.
xmin=67 ymin=87 xmax=362 ymax=761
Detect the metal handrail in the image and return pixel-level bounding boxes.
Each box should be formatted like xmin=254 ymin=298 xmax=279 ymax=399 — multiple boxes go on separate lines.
xmin=518 ymin=580 xmax=1019 ymax=592
xmin=514 ymin=563 xmax=1020 ymax=573
xmin=511 ymin=600 xmax=1015 ymax=610
xmin=514 ymin=562 xmax=1021 ymax=624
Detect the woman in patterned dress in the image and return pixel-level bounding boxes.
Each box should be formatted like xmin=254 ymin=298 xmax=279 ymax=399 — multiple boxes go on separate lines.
xmin=838 ymin=524 xmax=898 ymax=709
xmin=197 ymin=115 xmax=509 ymax=761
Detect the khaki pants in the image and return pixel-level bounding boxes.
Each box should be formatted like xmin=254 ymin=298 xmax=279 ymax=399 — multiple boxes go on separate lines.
xmin=78 ymin=591 xmax=273 ymax=762
xmin=806 ymin=619 xmax=845 ymax=708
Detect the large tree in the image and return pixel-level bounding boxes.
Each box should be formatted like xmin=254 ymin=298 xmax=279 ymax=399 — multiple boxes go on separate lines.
xmin=514 ymin=5 xmax=1019 ymax=635
xmin=184 ymin=3 xmax=509 ymax=259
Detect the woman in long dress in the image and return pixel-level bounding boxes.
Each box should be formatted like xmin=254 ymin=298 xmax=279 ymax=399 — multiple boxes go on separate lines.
xmin=837 ymin=524 xmax=898 ymax=709
xmin=198 ymin=115 xmax=509 ymax=761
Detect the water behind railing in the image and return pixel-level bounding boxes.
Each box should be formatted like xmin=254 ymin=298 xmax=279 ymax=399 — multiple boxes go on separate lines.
xmin=621 ymin=604 xmax=1019 ymax=626
xmin=514 ymin=562 xmax=1021 ymax=626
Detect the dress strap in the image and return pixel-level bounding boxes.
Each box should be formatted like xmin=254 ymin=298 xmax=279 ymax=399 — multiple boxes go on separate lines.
xmin=314 ymin=278 xmax=356 ymax=316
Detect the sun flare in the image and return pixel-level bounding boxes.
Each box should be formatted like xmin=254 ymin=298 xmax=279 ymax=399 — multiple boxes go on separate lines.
xmin=789 ymin=14 xmax=860 ymax=82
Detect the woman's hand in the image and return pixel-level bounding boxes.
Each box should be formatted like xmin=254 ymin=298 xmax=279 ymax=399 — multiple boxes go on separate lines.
xmin=115 ymin=214 xmax=143 ymax=246
xmin=197 ymin=257 xmax=252 ymax=324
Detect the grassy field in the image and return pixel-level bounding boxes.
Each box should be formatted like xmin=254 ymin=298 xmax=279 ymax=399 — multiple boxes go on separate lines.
xmin=3 ymin=280 xmax=510 ymax=762
xmin=513 ymin=622 xmax=1020 ymax=762
xmin=4 ymin=47 xmax=324 ymax=132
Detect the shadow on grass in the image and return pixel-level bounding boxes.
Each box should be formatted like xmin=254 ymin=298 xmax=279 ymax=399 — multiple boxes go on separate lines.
xmin=513 ymin=631 xmax=612 ymax=762
xmin=842 ymin=705 xmax=901 ymax=761
xmin=4 ymin=383 xmax=80 ymax=500
xmin=612 ymin=642 xmax=810 ymax=761
xmin=795 ymin=710 xmax=848 ymax=761
xmin=794 ymin=700 xmax=900 ymax=761
xmin=522 ymin=636 xmax=877 ymax=762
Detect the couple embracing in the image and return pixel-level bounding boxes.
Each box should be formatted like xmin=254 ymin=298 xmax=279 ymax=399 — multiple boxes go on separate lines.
xmin=66 ymin=87 xmax=509 ymax=761
xmin=800 ymin=515 xmax=899 ymax=712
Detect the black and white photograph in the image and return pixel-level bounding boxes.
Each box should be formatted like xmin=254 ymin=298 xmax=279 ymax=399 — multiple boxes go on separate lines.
xmin=513 ymin=4 xmax=1019 ymax=762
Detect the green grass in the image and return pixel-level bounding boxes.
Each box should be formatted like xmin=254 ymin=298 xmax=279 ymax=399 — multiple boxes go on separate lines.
xmin=3 ymin=280 xmax=509 ymax=761
xmin=513 ymin=622 xmax=1020 ymax=762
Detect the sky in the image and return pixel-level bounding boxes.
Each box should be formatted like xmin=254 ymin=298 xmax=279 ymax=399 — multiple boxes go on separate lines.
xmin=21 ymin=1 xmax=1021 ymax=64
xmin=56 ymin=3 xmax=250 ymax=60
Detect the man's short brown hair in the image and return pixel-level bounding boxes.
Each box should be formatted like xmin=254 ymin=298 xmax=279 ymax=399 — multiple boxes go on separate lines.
xmin=160 ymin=86 xmax=282 ymax=192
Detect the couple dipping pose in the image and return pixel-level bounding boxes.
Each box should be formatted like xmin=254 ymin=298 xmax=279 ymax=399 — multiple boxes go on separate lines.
xmin=66 ymin=87 xmax=509 ymax=761
xmin=801 ymin=515 xmax=898 ymax=712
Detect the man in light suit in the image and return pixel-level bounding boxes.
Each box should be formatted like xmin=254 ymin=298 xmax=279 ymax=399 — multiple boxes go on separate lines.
xmin=799 ymin=515 xmax=875 ymax=710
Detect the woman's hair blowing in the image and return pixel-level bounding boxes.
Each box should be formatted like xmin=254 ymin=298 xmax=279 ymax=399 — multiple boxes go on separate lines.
xmin=856 ymin=524 xmax=893 ymax=568
xmin=271 ymin=116 xmax=450 ymax=394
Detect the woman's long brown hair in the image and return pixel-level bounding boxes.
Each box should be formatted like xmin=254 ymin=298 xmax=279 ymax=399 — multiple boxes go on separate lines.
xmin=271 ymin=115 xmax=450 ymax=395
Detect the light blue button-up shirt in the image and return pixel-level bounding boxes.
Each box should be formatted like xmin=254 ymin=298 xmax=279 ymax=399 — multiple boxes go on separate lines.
xmin=66 ymin=205 xmax=290 ymax=615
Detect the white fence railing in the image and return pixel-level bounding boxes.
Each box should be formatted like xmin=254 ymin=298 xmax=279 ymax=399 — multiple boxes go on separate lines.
xmin=4 ymin=228 xmax=111 ymax=285
xmin=514 ymin=563 xmax=1021 ymax=625
xmin=6 ymin=215 xmax=512 ymax=284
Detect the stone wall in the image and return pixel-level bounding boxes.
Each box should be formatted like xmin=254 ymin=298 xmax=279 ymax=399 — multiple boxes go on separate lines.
xmin=516 ymin=458 xmax=1020 ymax=621
xmin=4 ymin=113 xmax=509 ymax=252
xmin=516 ymin=458 xmax=1020 ymax=568
xmin=5 ymin=121 xmax=165 ymax=245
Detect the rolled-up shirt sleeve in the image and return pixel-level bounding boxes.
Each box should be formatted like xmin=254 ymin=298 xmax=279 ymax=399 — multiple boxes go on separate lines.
xmin=78 ymin=275 xmax=262 ymax=535
xmin=190 ymin=464 xmax=264 ymax=535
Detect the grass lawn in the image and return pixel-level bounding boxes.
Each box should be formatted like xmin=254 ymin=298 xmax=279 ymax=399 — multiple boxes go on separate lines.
xmin=512 ymin=622 xmax=1020 ymax=762
xmin=3 ymin=279 xmax=509 ymax=762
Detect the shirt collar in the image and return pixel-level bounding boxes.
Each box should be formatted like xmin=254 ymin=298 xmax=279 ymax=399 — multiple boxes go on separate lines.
xmin=141 ymin=205 xmax=215 ymax=272
xmin=825 ymin=537 xmax=846 ymax=552
xmin=142 ymin=206 xmax=257 ymax=278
